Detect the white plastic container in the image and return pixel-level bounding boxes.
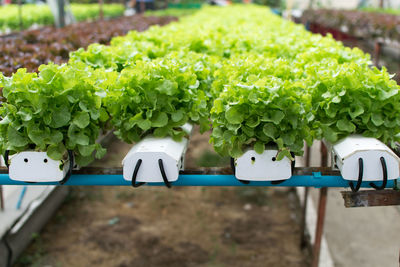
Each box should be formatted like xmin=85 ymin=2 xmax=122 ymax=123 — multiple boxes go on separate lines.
xmin=331 ymin=135 xmax=400 ymax=181
xmin=8 ymin=151 xmax=71 ymax=182
xmin=234 ymin=148 xmax=292 ymax=181
xmin=122 ymin=124 xmax=192 ymax=183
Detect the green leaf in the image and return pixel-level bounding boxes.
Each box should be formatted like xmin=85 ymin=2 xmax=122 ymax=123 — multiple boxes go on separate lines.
xmin=135 ymin=119 xmax=150 ymax=130
xmin=99 ymin=108 xmax=109 ymax=122
xmin=17 ymin=108 xmax=32 ymax=121
xmin=371 ymin=113 xmax=384 ymax=126
xmin=8 ymin=127 xmax=29 ymax=147
xmin=332 ymin=96 xmax=341 ymax=103
xmin=171 ymin=110 xmax=184 ymax=122
xmin=51 ymin=105 xmax=71 ymax=128
xmin=225 ymin=106 xmax=244 ymax=124
xmin=95 ymin=145 xmax=107 ymax=159
xmin=276 ymin=138 xmax=284 ymax=149
xmin=336 ymin=119 xmax=356 ymax=132
xmin=151 ymin=112 xmax=168 ymax=127
xmin=230 ymin=141 xmax=243 ymax=158
xmin=28 ymin=128 xmax=46 ymax=146
xmin=282 ymin=133 xmax=295 ymax=145
xmin=78 ymin=144 xmax=96 ymax=157
xmin=254 ymin=141 xmax=264 ymax=154
xmin=47 ymin=143 xmax=66 ymax=161
xmin=40 ymin=67 xmax=56 ymax=82
xmin=157 ymin=79 xmax=178 ymax=96
xmin=73 ymin=112 xmax=90 ymax=129
xmin=75 ymin=154 xmax=94 ymax=166
xmin=349 ymin=104 xmax=364 ymax=119
xmin=246 ymin=116 xmax=260 ymax=128
xmin=263 ymin=110 xmax=285 ymax=125
xmin=322 ymin=125 xmax=338 ymax=143
xmin=75 ymin=132 xmax=90 ymax=146
xmin=276 ymin=149 xmax=293 ymax=161
xmin=263 ymin=124 xmax=277 ymax=139
xmin=223 ymin=130 xmax=234 ymax=141
xmin=50 ymin=131 xmax=64 ymax=144
xmin=153 ymin=126 xmax=170 ymax=137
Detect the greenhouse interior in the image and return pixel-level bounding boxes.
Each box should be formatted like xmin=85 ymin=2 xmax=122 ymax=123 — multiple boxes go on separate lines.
xmin=1 ymin=0 xmax=400 ymax=266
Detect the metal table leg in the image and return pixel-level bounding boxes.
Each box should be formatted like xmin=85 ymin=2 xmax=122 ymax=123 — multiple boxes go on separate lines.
xmin=311 ymin=187 xmax=328 ymax=267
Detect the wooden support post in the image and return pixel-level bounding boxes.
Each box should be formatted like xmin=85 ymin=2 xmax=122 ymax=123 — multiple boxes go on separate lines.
xmin=310 ymin=142 xmax=329 ymax=267
xmin=341 ymin=190 xmax=400 ymax=207
xmin=300 ymin=187 xmax=309 ymax=248
xmin=373 ymin=41 xmax=382 ymax=67
xmin=17 ymin=0 xmax=23 ymax=31
xmin=311 ymin=187 xmax=328 ymax=267
xmin=305 ymin=145 xmax=311 ymax=168
xmin=140 ymin=1 xmax=145 ymax=13
xmin=320 ymin=142 xmax=328 ymax=167
xmin=300 ymin=145 xmax=311 ymax=248
xmin=99 ymin=0 xmax=104 ymax=20
xmin=57 ymin=0 xmax=65 ymax=28
xmin=0 ymin=185 xmax=4 ymax=211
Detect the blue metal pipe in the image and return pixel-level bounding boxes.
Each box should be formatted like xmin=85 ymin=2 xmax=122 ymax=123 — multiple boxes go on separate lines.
xmin=16 ymin=186 xmax=27 ymax=209
xmin=0 ymin=173 xmax=398 ymax=188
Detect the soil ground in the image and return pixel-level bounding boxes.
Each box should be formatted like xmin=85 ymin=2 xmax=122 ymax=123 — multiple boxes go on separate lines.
xmin=15 ymin=128 xmax=310 ymax=267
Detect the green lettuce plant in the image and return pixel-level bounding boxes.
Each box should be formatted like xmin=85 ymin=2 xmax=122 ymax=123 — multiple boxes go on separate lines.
xmin=104 ymin=56 xmax=210 ymax=143
xmin=2 ymin=5 xmax=400 ymax=164
xmin=210 ymin=54 xmax=314 ymax=160
xmin=0 ymin=62 xmax=109 ymax=166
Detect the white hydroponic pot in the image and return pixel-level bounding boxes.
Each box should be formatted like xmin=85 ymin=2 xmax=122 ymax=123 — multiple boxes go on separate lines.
xmin=122 ymin=124 xmax=192 ymax=184
xmin=234 ymin=148 xmax=292 ymax=181
xmin=8 ymin=151 xmax=71 ymax=182
xmin=331 ymin=135 xmax=400 ymax=181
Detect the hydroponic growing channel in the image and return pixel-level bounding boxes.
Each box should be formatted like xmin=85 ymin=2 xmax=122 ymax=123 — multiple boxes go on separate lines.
xmin=0 ymin=5 xmax=399 ymax=193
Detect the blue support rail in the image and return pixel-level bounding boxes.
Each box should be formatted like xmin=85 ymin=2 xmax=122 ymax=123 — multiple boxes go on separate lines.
xmin=0 ymin=173 xmax=398 ymax=188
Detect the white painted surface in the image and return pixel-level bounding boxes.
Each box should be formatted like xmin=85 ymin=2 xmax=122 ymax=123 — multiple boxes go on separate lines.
xmin=3 ymin=186 xmax=19 ymax=200
xmin=0 ymin=186 xmax=56 ymax=238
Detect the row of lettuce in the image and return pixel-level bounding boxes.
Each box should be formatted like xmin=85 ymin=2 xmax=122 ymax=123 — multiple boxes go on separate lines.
xmin=1 ymin=5 xmax=399 ymax=166
xmin=302 ymin=9 xmax=400 ymax=41
xmin=0 ymin=4 xmax=125 ymax=32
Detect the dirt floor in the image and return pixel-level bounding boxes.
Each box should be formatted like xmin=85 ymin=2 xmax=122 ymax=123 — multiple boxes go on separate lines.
xmin=15 ymin=128 xmax=310 ymax=267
